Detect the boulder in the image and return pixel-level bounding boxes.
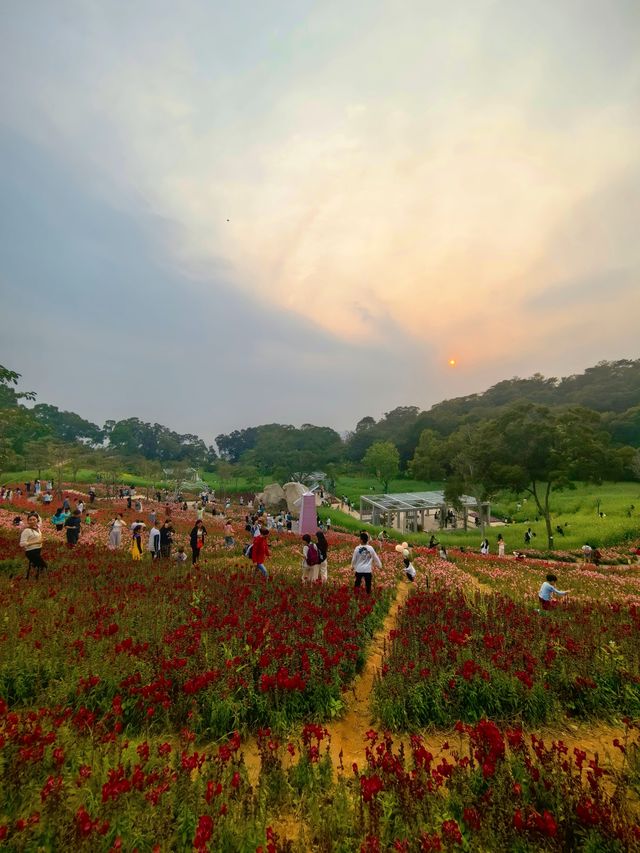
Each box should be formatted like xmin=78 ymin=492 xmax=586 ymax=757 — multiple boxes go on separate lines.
xmin=282 ymin=482 xmax=307 ymax=513
xmin=257 ymin=483 xmax=286 ymax=510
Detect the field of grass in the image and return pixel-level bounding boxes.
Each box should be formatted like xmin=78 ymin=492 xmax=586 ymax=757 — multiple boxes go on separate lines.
xmin=331 ymin=476 xmax=640 ymax=552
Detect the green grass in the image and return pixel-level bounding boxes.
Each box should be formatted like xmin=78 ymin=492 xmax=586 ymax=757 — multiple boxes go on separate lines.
xmin=334 ymin=475 xmax=444 ymax=505
xmin=326 ymin=478 xmax=640 ymax=552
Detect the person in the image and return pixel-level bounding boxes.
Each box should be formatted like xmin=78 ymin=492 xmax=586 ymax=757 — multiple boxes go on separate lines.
xmin=108 ymin=513 xmax=126 ymax=549
xmin=127 ymin=495 xmax=132 ymax=510
xmin=326 ymin=517 xmax=331 ymax=531
xmin=77 ymin=499 xmax=85 ymax=515
xmin=497 ymin=534 xmax=505 ymax=557
xmin=285 ymin=512 xmax=292 ymax=532
xmin=148 ymin=523 xmax=161 ymax=560
xmin=480 ymin=538 xmax=489 ymax=556
xmin=42 ymin=491 xmax=53 ymax=506
xmin=403 ymin=556 xmax=416 ymax=582
xmin=89 ymin=488 xmax=96 ymax=504
xmin=51 ymin=507 xmax=67 ymax=531
xmin=581 ymin=543 xmax=593 ymax=563
xmin=62 ymin=496 xmax=70 ymax=512
xmin=351 ymin=531 xmax=381 ymax=595
xmin=429 ymin=534 xmax=439 ymax=549
xmin=130 ymin=524 xmax=143 ymax=560
xmin=190 ymin=520 xmax=207 ymax=565
xmin=149 ymin=509 xmax=157 ymax=526
xmin=135 ymin=498 xmax=143 ymax=513
xmin=438 ymin=545 xmax=449 ymax=561
xmin=64 ymin=509 xmax=82 ymax=547
xmin=196 ymin=503 xmax=205 ymax=522
xmin=224 ymin=520 xmax=235 ymax=548
xmin=84 ymin=513 xmax=92 ymax=526
xmin=174 ymin=546 xmax=188 ymax=563
xmin=316 ymin=531 xmax=329 ymax=583
xmin=524 ymin=528 xmax=535 ymax=545
xmin=160 ymin=521 xmax=174 ymax=559
xmin=251 ymin=527 xmax=270 ymax=578
xmin=301 ymin=534 xmax=320 ymax=582
xmin=592 ymin=547 xmax=602 ymax=567
xmin=20 ymin=513 xmax=48 ymax=579
xmin=538 ymin=574 xmax=568 ymax=610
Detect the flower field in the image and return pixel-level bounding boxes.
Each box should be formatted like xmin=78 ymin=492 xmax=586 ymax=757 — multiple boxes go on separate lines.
xmin=372 ymin=582 xmax=640 ymax=729
xmin=1 ymin=491 xmax=639 ymax=850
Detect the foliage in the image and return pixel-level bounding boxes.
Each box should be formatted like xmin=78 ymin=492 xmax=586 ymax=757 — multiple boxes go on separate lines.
xmin=362 ymin=441 xmax=400 ymax=493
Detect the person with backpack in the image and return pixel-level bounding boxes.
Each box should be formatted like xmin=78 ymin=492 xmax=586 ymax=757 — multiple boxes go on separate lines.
xmin=351 ymin=531 xmax=382 ymax=595
xmin=301 ymin=534 xmax=321 ymax=582
xmin=316 ymin=531 xmax=329 ymax=583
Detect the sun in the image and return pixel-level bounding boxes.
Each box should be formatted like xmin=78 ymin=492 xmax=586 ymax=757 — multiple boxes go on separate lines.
xmin=448 ymin=359 xmax=457 ymax=367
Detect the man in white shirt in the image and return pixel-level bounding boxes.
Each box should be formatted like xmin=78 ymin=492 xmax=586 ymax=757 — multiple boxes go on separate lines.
xmin=148 ymin=525 xmax=161 ymax=560
xmin=20 ymin=513 xmax=48 ymax=579
xmin=351 ymin=531 xmax=382 ymax=595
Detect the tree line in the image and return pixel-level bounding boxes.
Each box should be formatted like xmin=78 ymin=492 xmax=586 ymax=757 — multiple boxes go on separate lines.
xmin=2 ymin=360 xmax=640 ymax=544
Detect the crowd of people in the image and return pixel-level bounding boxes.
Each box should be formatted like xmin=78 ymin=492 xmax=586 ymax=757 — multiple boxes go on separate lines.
xmin=8 ymin=483 xmax=588 ymax=612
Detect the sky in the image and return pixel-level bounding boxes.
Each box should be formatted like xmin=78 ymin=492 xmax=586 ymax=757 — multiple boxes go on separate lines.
xmin=1 ymin=0 xmax=639 ymax=444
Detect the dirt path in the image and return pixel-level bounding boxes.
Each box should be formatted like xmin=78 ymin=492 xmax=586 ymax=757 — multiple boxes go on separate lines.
xmin=239 ymin=571 xmax=631 ymax=790
xmin=323 ymin=580 xmax=411 ymax=769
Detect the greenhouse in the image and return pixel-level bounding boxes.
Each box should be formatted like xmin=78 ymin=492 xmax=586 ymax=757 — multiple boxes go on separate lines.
xmin=359 ymin=490 xmax=490 ymax=533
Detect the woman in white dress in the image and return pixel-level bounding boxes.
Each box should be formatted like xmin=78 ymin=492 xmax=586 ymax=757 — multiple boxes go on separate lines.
xmin=108 ymin=513 xmax=126 ymax=549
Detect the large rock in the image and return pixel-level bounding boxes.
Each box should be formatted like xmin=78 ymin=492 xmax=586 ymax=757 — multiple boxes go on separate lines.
xmin=282 ymin=482 xmax=307 ymax=513
xmin=257 ymin=483 xmax=286 ymax=510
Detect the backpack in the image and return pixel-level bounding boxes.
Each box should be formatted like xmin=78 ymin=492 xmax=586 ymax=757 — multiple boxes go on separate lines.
xmin=306 ymin=543 xmax=320 ymax=566
xmin=243 ymin=542 xmax=253 ymax=559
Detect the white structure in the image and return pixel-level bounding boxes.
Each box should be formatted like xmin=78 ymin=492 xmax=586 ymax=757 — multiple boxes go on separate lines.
xmin=359 ymin=491 xmax=490 ymax=533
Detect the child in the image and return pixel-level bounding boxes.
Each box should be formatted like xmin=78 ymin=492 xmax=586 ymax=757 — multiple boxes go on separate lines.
xmin=174 ymin=547 xmax=188 ymax=563
xmin=224 ymin=520 xmax=235 ymax=548
xmin=84 ymin=513 xmax=92 ymax=525
xmin=403 ymin=556 xmax=416 ymax=582
xmin=538 ymin=574 xmax=568 ymax=610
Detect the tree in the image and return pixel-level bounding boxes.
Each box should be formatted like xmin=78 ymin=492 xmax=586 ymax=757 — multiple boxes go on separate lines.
xmin=0 ymin=365 xmax=36 ymax=409
xmin=363 ymin=441 xmax=400 ymax=493
xmin=31 ymin=404 xmax=103 ymax=445
xmin=24 ymin=438 xmax=54 ymax=479
xmin=478 ymin=404 xmax=613 ymax=547
xmin=408 ymin=430 xmax=446 ymax=482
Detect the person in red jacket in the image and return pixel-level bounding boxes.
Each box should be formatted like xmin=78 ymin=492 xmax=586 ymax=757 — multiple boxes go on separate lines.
xmin=251 ymin=527 xmax=270 ymax=578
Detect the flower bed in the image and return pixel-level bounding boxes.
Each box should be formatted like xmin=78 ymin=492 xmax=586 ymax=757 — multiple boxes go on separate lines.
xmin=372 ymin=587 xmax=640 ymax=729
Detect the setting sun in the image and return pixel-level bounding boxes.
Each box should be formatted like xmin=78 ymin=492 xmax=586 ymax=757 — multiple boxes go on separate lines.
xmin=449 ymin=359 xmax=457 ymax=367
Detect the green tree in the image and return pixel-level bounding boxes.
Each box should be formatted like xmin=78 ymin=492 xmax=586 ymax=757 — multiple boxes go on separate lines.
xmin=477 ymin=404 xmax=613 ymax=547
xmin=408 ymin=429 xmax=446 ymax=481
xmin=363 ymin=441 xmax=400 ymax=493
xmin=0 ymin=365 xmax=36 ymax=409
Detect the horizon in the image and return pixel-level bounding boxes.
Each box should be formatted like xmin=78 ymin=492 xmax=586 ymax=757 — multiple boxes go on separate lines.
xmin=1 ymin=1 xmax=639 ymax=443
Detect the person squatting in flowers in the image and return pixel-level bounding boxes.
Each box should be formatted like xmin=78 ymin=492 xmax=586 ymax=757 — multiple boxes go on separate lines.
xmin=352 ymin=531 xmax=381 ymax=595
xmin=538 ymin=573 xmax=569 ymax=610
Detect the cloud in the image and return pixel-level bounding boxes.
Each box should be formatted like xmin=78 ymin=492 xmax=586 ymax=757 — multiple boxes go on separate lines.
xmin=1 ymin=0 xmax=639 ymax=438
